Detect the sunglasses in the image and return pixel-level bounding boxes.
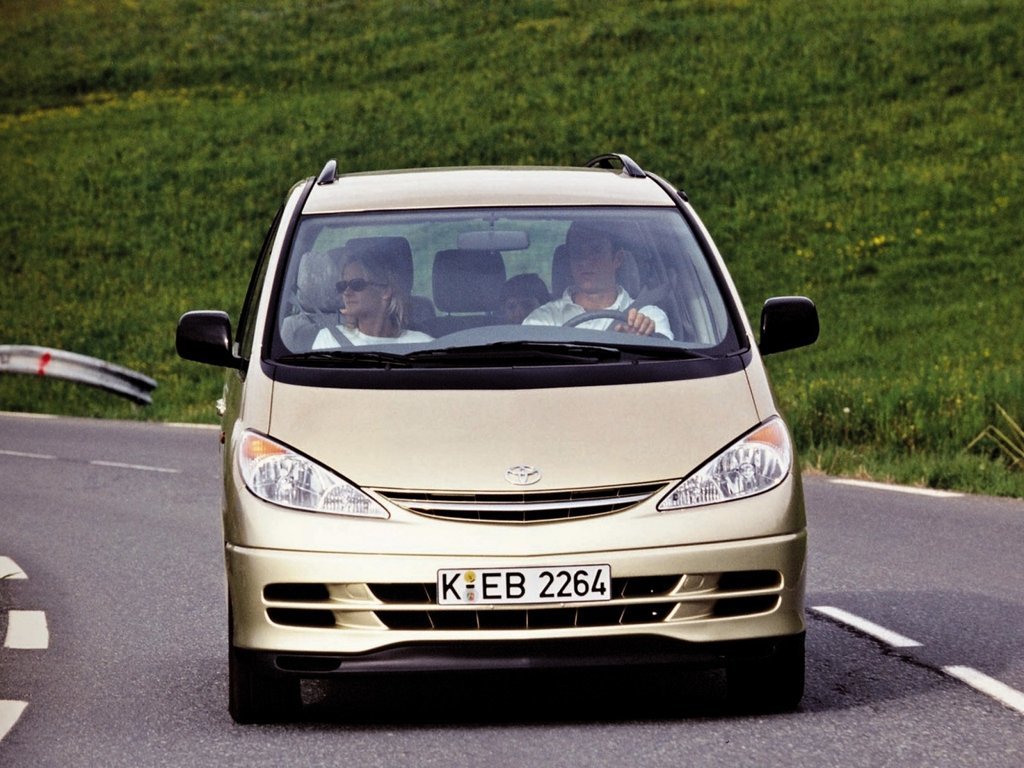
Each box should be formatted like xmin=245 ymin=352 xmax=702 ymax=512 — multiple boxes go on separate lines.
xmin=336 ymin=278 xmax=387 ymax=293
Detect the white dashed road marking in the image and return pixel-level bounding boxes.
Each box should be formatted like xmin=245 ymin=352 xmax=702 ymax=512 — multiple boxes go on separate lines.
xmin=0 ymin=418 xmax=216 ymax=745
xmin=943 ymin=666 xmax=1024 ymax=716
xmin=88 ymin=460 xmax=180 ymax=474
xmin=0 ymin=701 xmax=28 ymax=742
xmin=813 ymin=606 xmax=1024 ymax=717
xmin=0 ymin=449 xmax=56 ymax=460
xmin=1 ymin=557 xmax=41 ymax=742
xmin=830 ymin=478 xmax=963 ymax=498
xmin=4 ymin=611 xmax=49 ymax=650
xmin=0 ymin=556 xmax=27 ymax=580
xmin=0 ymin=448 xmax=179 ymax=474
xmin=811 ymin=606 xmax=923 ymax=648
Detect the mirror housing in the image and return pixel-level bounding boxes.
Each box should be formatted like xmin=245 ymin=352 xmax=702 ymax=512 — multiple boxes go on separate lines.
xmin=759 ymin=297 xmax=819 ymax=355
xmin=176 ymin=310 xmax=241 ymax=369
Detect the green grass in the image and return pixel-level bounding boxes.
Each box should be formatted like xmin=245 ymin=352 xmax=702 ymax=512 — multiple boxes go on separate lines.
xmin=1 ymin=0 xmax=1022 ymax=497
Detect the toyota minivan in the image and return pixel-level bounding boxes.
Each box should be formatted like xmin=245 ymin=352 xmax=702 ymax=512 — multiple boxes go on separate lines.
xmin=176 ymin=153 xmax=819 ymax=723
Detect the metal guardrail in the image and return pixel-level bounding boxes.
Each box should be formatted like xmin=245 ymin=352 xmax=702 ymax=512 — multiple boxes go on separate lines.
xmin=0 ymin=345 xmax=157 ymax=405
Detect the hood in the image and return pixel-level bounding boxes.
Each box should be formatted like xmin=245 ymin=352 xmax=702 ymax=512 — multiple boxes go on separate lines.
xmin=268 ymin=370 xmax=760 ymax=492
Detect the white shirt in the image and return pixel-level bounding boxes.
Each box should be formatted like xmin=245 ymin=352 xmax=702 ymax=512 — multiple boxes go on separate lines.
xmin=312 ymin=325 xmax=433 ymax=349
xmin=523 ymin=287 xmax=674 ymax=339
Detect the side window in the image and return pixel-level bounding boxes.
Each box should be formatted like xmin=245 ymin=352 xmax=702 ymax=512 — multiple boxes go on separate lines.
xmin=238 ymin=206 xmax=283 ymax=359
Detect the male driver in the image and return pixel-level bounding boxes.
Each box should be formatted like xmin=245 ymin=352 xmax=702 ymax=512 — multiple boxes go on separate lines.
xmin=523 ymin=221 xmax=673 ymax=338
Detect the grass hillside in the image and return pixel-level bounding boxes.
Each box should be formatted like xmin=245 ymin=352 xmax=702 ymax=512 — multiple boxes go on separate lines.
xmin=1 ymin=0 xmax=1021 ymax=497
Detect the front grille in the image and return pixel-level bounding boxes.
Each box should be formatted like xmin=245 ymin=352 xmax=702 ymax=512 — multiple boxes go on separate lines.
xmin=376 ymin=482 xmax=667 ymax=523
xmin=377 ymin=603 xmax=680 ymax=631
xmin=262 ymin=570 xmax=782 ymax=631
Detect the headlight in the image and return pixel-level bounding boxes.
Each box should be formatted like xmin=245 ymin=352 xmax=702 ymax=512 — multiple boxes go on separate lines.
xmin=238 ymin=431 xmax=389 ymax=519
xmin=658 ymin=418 xmax=792 ymax=510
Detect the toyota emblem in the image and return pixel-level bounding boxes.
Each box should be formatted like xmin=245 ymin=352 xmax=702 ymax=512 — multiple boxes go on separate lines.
xmin=505 ymin=465 xmax=542 ymax=486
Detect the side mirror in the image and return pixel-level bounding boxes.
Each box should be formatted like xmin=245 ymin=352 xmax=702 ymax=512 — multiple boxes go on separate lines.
xmin=759 ymin=297 xmax=819 ymax=355
xmin=176 ymin=310 xmax=241 ymax=369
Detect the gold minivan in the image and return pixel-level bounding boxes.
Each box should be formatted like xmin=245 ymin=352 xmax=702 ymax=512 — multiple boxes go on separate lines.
xmin=176 ymin=153 xmax=819 ymax=723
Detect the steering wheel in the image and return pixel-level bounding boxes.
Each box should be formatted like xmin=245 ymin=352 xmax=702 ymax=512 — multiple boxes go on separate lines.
xmin=563 ymin=309 xmax=670 ymax=340
xmin=563 ymin=310 xmax=630 ymax=328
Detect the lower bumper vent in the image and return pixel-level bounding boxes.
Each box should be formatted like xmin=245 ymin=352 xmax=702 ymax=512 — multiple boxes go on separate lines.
xmin=262 ymin=570 xmax=782 ymax=630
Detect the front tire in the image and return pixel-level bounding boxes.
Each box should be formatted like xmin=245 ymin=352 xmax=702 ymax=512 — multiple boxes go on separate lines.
xmin=726 ymin=632 xmax=805 ymax=713
xmin=229 ymin=645 xmax=302 ymax=724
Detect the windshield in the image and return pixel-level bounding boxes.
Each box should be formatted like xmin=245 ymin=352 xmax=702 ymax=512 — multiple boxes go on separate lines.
xmin=272 ymin=206 xmax=741 ymax=365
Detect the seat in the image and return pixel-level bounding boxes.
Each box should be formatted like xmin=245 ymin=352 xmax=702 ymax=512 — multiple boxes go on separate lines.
xmin=280 ymin=248 xmax=345 ymax=350
xmin=345 ymin=236 xmax=414 ymax=291
xmin=425 ymin=249 xmax=507 ymax=336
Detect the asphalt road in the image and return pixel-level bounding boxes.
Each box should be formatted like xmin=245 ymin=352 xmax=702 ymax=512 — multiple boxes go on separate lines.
xmin=1 ymin=412 xmax=1022 ymax=767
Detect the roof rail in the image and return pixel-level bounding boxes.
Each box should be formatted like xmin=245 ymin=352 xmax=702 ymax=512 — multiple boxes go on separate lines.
xmin=584 ymin=153 xmax=647 ymax=178
xmin=317 ymin=159 xmax=338 ymax=185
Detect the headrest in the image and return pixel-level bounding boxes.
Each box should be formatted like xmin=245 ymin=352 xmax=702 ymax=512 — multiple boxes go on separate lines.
xmin=343 ymin=236 xmax=414 ymax=294
xmin=550 ymin=244 xmax=641 ymax=298
xmin=296 ymin=248 xmax=344 ymax=312
xmin=432 ymin=249 xmax=507 ymax=313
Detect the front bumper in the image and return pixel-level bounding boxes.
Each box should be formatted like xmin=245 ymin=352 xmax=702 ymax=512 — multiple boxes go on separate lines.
xmin=235 ymin=633 xmax=803 ymax=678
xmin=226 ymin=530 xmax=806 ymax=671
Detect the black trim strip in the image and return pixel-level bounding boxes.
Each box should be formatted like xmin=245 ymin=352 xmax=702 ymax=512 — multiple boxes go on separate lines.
xmin=647 ymin=171 xmax=753 ymax=354
xmin=262 ymin=351 xmax=751 ymax=390
xmin=256 ymin=176 xmax=318 ymax=364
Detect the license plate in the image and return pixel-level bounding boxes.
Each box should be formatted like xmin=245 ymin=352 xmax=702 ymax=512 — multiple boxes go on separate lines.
xmin=436 ymin=564 xmax=612 ymax=605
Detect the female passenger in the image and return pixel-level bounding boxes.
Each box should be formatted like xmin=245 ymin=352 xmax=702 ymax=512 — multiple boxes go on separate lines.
xmin=311 ymin=249 xmax=432 ymax=348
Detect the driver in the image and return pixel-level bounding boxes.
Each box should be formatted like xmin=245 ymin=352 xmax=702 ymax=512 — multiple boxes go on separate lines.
xmin=522 ymin=221 xmax=673 ymax=338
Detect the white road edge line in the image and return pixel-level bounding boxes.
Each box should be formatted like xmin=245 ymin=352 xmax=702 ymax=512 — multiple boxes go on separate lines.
xmin=814 ymin=607 xmax=1024 ymax=718
xmin=0 ymin=556 xmax=27 ymax=580
xmin=4 ymin=611 xmax=49 ymax=649
xmin=0 ymin=701 xmax=28 ymax=743
xmin=943 ymin=666 xmax=1024 ymax=716
xmin=811 ymin=606 xmax=923 ymax=648
xmin=830 ymin=478 xmax=963 ymax=498
xmin=88 ymin=460 xmax=180 ymax=474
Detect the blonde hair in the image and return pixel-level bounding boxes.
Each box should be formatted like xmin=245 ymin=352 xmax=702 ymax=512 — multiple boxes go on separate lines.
xmin=343 ymin=251 xmax=410 ymax=336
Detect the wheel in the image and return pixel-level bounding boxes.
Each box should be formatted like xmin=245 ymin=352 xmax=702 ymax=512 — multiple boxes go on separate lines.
xmin=726 ymin=633 xmax=805 ymax=713
xmin=563 ymin=308 xmax=669 ymax=339
xmin=227 ymin=598 xmax=301 ymax=724
xmin=229 ymin=644 xmax=302 ymax=724
xmin=563 ymin=309 xmax=630 ymax=327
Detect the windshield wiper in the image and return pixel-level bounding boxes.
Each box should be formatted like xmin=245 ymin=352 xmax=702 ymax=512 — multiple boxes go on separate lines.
xmin=278 ymin=342 xmax=621 ymax=368
xmin=278 ymin=350 xmax=413 ymax=368
xmin=278 ymin=341 xmax=712 ymax=368
xmin=612 ymin=343 xmax=713 ymax=361
xmin=406 ymin=341 xmax=623 ymax=365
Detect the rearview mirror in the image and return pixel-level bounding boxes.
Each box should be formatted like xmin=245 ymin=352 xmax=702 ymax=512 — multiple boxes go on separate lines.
xmin=457 ymin=230 xmax=530 ymax=251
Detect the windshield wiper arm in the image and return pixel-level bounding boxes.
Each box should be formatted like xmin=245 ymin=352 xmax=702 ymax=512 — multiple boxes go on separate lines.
xmin=613 ymin=343 xmax=714 ymax=361
xmin=279 ymin=341 xmax=710 ymax=368
xmin=278 ymin=350 xmax=412 ymax=368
